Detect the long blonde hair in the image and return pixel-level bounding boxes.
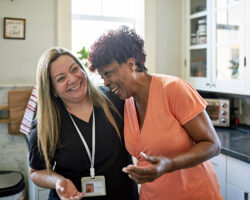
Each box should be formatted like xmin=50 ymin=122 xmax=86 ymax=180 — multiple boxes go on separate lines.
xmin=36 ymin=47 xmax=121 ymax=170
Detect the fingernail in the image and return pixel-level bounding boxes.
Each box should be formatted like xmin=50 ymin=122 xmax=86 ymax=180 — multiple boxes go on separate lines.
xmin=141 ymin=152 xmax=147 ymax=157
xmin=122 ymin=168 xmax=127 ymax=173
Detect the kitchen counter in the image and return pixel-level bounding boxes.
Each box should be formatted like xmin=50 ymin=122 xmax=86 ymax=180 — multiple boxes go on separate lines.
xmin=216 ymin=127 xmax=250 ymax=164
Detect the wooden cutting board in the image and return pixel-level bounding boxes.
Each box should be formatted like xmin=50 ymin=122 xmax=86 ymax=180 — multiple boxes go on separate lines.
xmin=8 ymin=89 xmax=32 ymax=135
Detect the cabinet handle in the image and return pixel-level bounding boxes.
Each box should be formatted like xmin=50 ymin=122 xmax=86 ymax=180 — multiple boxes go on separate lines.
xmin=211 ymin=83 xmax=216 ymax=88
xmin=244 ymin=192 xmax=248 ymax=200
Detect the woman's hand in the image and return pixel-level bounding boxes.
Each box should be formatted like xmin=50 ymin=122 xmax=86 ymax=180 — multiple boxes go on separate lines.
xmin=122 ymin=152 xmax=172 ymax=184
xmin=56 ymin=179 xmax=84 ymax=200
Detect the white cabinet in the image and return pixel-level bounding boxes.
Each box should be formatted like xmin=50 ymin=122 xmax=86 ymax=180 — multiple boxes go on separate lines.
xmin=185 ymin=0 xmax=211 ymax=89
xmin=184 ymin=0 xmax=249 ymax=95
xmin=210 ymin=154 xmax=227 ymax=199
xmin=210 ymin=154 xmax=250 ymax=200
xmin=28 ymin=180 xmax=50 ymax=200
xmin=226 ymin=183 xmax=249 ymax=200
xmin=244 ymin=0 xmax=250 ymax=92
xmin=227 ymin=156 xmax=250 ymax=200
xmin=38 ymin=187 xmax=50 ymax=200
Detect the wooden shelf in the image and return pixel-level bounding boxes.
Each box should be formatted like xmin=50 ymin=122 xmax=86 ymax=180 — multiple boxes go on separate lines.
xmin=0 ymin=118 xmax=10 ymax=123
xmin=0 ymin=105 xmax=9 ymax=110
xmin=0 ymin=105 xmax=9 ymax=124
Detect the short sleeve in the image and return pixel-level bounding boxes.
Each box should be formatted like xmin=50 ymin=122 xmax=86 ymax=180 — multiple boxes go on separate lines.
xmin=28 ymin=119 xmax=46 ymax=170
xmin=166 ymin=78 xmax=207 ymax=125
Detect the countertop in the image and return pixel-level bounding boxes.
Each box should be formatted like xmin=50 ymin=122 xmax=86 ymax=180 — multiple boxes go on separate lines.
xmin=216 ymin=127 xmax=250 ymax=164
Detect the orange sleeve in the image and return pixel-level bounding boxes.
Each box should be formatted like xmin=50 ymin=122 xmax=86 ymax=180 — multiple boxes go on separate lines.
xmin=166 ymin=78 xmax=207 ymax=125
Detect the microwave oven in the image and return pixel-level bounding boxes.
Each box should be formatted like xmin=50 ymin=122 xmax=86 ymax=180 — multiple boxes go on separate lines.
xmin=204 ymin=98 xmax=230 ymax=127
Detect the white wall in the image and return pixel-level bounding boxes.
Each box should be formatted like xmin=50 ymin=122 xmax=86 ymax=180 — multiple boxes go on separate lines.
xmin=155 ymin=0 xmax=182 ymax=76
xmin=0 ymin=0 xmax=57 ymax=85
xmin=0 ymin=0 xmax=182 ymax=84
xmin=144 ymin=0 xmax=156 ymax=73
xmin=145 ymin=0 xmax=182 ymax=76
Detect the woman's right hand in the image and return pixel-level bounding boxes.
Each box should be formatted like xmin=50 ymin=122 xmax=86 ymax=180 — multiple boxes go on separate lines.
xmin=56 ymin=178 xmax=84 ymax=200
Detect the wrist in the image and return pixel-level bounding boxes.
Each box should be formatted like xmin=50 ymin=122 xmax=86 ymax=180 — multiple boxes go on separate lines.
xmin=52 ymin=175 xmax=65 ymax=189
xmin=166 ymin=158 xmax=177 ymax=173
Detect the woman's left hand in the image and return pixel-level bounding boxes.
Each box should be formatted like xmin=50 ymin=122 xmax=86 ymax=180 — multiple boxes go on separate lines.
xmin=122 ymin=152 xmax=172 ymax=184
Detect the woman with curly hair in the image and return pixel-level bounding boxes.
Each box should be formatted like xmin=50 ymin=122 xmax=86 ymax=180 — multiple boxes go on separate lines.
xmin=88 ymin=26 xmax=223 ymax=200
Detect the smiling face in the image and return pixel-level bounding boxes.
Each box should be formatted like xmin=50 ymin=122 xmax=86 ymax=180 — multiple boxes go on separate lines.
xmin=98 ymin=59 xmax=135 ymax=100
xmin=49 ymin=55 xmax=88 ymax=105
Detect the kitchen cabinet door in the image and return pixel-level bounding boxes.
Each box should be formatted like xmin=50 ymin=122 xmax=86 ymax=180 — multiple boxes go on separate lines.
xmin=185 ymin=0 xmax=212 ymax=90
xmin=226 ymin=183 xmax=249 ymax=200
xmin=244 ymin=0 xmax=250 ymax=93
xmin=184 ymin=0 xmax=247 ymax=95
xmin=210 ymin=154 xmax=226 ymax=199
xmin=227 ymin=156 xmax=250 ymax=193
xmin=211 ymin=0 xmax=246 ymax=94
xmin=38 ymin=188 xmax=50 ymax=200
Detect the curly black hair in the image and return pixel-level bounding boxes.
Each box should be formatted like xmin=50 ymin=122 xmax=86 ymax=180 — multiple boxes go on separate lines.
xmin=88 ymin=25 xmax=147 ymax=72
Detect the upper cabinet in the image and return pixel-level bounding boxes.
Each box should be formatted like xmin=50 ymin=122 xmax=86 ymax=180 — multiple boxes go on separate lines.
xmin=184 ymin=0 xmax=249 ymax=95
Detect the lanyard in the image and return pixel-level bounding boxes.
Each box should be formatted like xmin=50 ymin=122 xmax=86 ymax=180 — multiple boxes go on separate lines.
xmin=69 ymin=110 xmax=96 ymax=178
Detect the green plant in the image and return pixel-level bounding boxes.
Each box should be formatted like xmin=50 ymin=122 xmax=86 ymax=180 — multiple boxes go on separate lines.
xmin=77 ymin=46 xmax=90 ymax=67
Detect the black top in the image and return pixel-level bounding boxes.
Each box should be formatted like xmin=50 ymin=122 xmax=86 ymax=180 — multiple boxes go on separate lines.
xmin=29 ymin=87 xmax=138 ymax=200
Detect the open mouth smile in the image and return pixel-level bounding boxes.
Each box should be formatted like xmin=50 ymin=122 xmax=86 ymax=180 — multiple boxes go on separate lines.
xmin=69 ymin=82 xmax=81 ymax=91
xmin=111 ymin=86 xmax=118 ymax=93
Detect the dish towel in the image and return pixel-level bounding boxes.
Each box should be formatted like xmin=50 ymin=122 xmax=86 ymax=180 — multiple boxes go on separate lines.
xmin=20 ymin=86 xmax=37 ymax=135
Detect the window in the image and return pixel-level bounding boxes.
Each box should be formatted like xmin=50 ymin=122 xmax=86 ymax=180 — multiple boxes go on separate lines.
xmin=71 ymin=0 xmax=144 ymax=54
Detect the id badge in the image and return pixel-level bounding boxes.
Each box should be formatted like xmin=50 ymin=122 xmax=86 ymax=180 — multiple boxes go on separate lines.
xmin=81 ymin=176 xmax=106 ymax=197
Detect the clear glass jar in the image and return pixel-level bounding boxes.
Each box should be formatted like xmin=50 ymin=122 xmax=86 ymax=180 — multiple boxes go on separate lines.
xmin=198 ymin=32 xmax=207 ymax=44
xmin=191 ymin=33 xmax=196 ymax=45
xmin=198 ymin=18 xmax=206 ymax=33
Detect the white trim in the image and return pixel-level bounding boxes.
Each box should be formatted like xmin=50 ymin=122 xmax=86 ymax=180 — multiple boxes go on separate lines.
xmin=57 ymin=0 xmax=72 ymax=50
xmin=190 ymin=11 xmax=207 ymax=19
xmin=72 ymin=14 xmax=135 ymax=24
xmin=144 ymin=0 xmax=156 ymax=73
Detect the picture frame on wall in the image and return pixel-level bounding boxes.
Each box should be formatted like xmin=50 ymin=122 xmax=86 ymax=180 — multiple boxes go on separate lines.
xmin=4 ymin=17 xmax=26 ymax=40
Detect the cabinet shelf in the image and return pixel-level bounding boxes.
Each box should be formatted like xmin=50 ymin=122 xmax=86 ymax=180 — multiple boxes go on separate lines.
xmin=190 ymin=11 xmax=207 ymax=19
xmin=190 ymin=44 xmax=207 ymax=49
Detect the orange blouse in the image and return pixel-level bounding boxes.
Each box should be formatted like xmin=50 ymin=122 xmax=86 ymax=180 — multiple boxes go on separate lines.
xmin=124 ymin=74 xmax=223 ymax=200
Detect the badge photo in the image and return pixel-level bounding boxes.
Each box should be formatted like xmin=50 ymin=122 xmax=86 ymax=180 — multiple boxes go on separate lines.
xmin=81 ymin=176 xmax=106 ymax=197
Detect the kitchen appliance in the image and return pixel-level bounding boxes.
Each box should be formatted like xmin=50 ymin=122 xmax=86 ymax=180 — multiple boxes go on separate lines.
xmin=204 ymin=98 xmax=230 ymax=127
xmin=0 ymin=171 xmax=25 ymax=200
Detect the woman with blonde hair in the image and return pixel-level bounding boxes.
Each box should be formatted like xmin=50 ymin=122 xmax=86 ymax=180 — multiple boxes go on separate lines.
xmin=29 ymin=47 xmax=138 ymax=200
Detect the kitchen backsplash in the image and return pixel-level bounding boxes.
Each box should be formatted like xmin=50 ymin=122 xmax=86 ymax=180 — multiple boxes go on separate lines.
xmin=233 ymin=96 xmax=250 ymax=126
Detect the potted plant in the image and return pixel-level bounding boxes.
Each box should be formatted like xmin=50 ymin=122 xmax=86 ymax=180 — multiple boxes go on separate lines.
xmin=77 ymin=46 xmax=90 ymax=67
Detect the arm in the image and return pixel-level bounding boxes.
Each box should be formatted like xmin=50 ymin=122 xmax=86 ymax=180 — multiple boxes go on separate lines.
xmin=29 ymin=167 xmax=84 ymax=199
xmin=170 ymin=110 xmax=221 ymax=170
xmin=29 ymin=167 xmax=64 ymax=189
xmin=122 ymin=110 xmax=221 ymax=183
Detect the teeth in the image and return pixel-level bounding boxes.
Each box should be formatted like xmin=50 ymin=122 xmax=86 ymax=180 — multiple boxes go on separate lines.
xmin=111 ymin=86 xmax=118 ymax=93
xmin=69 ymin=83 xmax=80 ymax=91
